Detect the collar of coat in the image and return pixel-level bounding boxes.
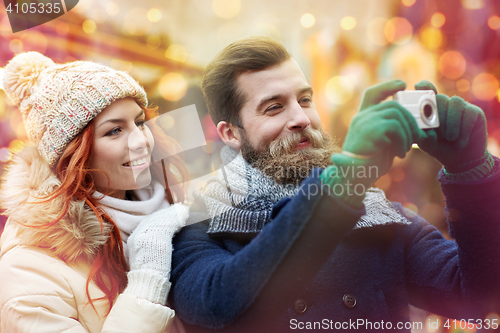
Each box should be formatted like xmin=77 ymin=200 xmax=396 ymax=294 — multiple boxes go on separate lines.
xmin=0 ymin=145 xmax=108 ymax=262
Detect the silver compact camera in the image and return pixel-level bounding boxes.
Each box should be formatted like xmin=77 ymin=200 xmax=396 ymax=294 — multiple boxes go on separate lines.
xmin=394 ymin=90 xmax=439 ymax=129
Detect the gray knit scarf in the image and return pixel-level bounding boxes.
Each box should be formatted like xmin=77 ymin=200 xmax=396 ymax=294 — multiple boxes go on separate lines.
xmin=202 ymin=146 xmax=410 ymax=234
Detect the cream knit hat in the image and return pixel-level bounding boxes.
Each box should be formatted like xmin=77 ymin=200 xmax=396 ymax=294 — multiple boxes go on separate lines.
xmin=2 ymin=52 xmax=148 ymax=166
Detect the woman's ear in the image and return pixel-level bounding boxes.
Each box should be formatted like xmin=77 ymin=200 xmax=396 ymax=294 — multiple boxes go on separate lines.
xmin=217 ymin=121 xmax=241 ymax=150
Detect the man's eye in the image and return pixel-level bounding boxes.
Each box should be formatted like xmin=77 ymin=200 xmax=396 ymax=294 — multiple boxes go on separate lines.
xmin=105 ymin=127 xmax=122 ymax=136
xmin=266 ymin=105 xmax=282 ymax=112
xmin=300 ymin=97 xmax=312 ymax=104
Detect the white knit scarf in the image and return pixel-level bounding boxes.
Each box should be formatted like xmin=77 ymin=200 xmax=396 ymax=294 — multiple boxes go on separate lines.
xmin=93 ymin=181 xmax=170 ymax=258
xmin=201 ymin=147 xmax=411 ymax=234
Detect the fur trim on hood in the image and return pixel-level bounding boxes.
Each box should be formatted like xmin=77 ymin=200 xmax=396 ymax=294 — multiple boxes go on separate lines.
xmin=0 ymin=145 xmax=109 ymax=262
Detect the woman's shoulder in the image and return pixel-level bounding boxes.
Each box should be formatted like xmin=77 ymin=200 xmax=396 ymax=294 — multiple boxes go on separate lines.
xmin=1 ymin=244 xmax=71 ymax=264
xmin=0 ymin=245 xmax=75 ymax=289
xmin=0 ymin=245 xmax=110 ymax=328
xmin=0 ymin=246 xmax=79 ymax=308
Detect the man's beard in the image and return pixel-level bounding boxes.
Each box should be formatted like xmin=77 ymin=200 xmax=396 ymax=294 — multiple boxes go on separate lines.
xmin=239 ymin=127 xmax=341 ymax=185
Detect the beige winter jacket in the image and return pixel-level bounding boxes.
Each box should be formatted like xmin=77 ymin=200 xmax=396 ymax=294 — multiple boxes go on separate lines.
xmin=0 ymin=146 xmax=183 ymax=332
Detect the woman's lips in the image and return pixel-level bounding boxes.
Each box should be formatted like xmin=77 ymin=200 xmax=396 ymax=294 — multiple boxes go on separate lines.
xmin=122 ymin=155 xmax=150 ymax=170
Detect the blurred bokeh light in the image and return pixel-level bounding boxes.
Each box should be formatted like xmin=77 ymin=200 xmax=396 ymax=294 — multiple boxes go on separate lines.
xmin=472 ymin=73 xmax=499 ymax=101
xmin=430 ymin=12 xmax=445 ymax=28
xmin=438 ymin=51 xmax=466 ymax=79
xmin=385 ymin=17 xmax=413 ymax=45
xmin=147 ymin=8 xmax=162 ymax=23
xmin=212 ymin=0 xmax=241 ymax=19
xmin=158 ymin=73 xmax=188 ymax=101
xmin=340 ymin=16 xmax=356 ymax=31
xmin=300 ymin=13 xmax=316 ymax=28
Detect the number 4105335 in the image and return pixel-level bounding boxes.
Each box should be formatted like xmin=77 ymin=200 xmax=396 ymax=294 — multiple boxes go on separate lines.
xmin=444 ymin=318 xmax=499 ymax=330
xmin=6 ymin=2 xmax=62 ymax=14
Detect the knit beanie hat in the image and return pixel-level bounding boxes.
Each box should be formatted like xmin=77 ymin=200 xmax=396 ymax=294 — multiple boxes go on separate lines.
xmin=2 ymin=52 xmax=148 ymax=166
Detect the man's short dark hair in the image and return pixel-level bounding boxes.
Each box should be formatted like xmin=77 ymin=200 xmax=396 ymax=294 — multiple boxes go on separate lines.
xmin=201 ymin=36 xmax=291 ymax=126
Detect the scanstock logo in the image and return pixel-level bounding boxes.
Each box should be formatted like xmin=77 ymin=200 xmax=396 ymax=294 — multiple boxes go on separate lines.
xmin=4 ymin=0 xmax=79 ymax=33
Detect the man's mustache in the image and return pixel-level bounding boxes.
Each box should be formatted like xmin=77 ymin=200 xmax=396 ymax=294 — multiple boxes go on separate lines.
xmin=269 ymin=127 xmax=325 ymax=158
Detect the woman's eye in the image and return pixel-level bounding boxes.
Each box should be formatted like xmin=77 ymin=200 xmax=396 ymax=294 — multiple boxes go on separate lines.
xmin=136 ymin=120 xmax=146 ymax=129
xmin=300 ymin=97 xmax=312 ymax=104
xmin=105 ymin=127 xmax=122 ymax=136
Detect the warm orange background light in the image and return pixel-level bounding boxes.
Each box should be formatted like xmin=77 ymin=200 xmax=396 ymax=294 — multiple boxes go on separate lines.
xmin=438 ymin=51 xmax=466 ymax=79
xmin=472 ymin=73 xmax=499 ymax=101
xmin=431 ymin=13 xmax=446 ymax=28
xmin=385 ymin=17 xmax=413 ymax=45
xmin=420 ymin=26 xmax=444 ymax=50
xmin=402 ymin=0 xmax=416 ymax=7
xmin=456 ymin=79 xmax=470 ymax=92
xmin=488 ymin=15 xmax=500 ymax=30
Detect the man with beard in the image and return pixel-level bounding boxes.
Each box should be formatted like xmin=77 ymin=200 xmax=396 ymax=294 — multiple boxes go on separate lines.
xmin=169 ymin=36 xmax=500 ymax=332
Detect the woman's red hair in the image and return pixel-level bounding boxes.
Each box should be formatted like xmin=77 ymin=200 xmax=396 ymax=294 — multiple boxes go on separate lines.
xmin=39 ymin=105 xmax=188 ymax=312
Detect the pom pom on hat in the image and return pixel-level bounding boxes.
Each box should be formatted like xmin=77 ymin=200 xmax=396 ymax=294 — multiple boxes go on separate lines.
xmin=3 ymin=52 xmax=55 ymax=106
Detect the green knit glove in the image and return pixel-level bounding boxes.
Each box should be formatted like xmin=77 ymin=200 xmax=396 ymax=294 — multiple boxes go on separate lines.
xmin=414 ymin=81 xmax=492 ymax=180
xmin=321 ymin=80 xmax=425 ymax=207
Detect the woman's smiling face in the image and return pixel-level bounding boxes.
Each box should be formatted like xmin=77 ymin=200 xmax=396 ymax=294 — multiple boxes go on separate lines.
xmin=89 ymin=98 xmax=154 ymax=199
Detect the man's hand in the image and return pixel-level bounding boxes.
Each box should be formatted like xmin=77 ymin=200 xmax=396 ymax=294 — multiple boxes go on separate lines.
xmin=341 ymin=79 xmax=425 ymax=174
xmin=321 ymin=80 xmax=425 ymax=206
xmin=415 ymin=80 xmax=488 ymax=173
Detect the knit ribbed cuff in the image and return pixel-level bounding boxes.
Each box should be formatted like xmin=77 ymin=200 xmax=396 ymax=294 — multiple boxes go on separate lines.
xmin=124 ymin=270 xmax=170 ymax=305
xmin=443 ymin=152 xmax=495 ymax=182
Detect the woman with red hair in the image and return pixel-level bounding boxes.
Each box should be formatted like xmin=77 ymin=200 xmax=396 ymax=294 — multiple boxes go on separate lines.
xmin=0 ymin=52 xmax=188 ymax=332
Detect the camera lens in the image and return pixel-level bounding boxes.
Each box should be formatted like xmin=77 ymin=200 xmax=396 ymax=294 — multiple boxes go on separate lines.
xmin=423 ymin=103 xmax=433 ymax=119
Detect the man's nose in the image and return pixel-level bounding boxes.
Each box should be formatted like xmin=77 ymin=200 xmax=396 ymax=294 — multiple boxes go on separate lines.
xmin=287 ymin=102 xmax=311 ymax=131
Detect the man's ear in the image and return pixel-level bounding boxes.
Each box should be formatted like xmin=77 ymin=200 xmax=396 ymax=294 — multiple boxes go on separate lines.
xmin=217 ymin=121 xmax=241 ymax=150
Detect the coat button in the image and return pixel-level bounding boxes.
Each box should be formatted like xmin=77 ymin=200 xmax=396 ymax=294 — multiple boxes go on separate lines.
xmin=294 ymin=299 xmax=307 ymax=314
xmin=342 ymin=294 xmax=356 ymax=308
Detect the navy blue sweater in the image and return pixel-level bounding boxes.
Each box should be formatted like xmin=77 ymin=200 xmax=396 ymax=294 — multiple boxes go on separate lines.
xmin=170 ymin=165 xmax=500 ymax=332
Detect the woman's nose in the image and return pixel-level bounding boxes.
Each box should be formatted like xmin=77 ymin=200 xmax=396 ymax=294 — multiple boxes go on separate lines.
xmin=128 ymin=126 xmax=148 ymax=151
